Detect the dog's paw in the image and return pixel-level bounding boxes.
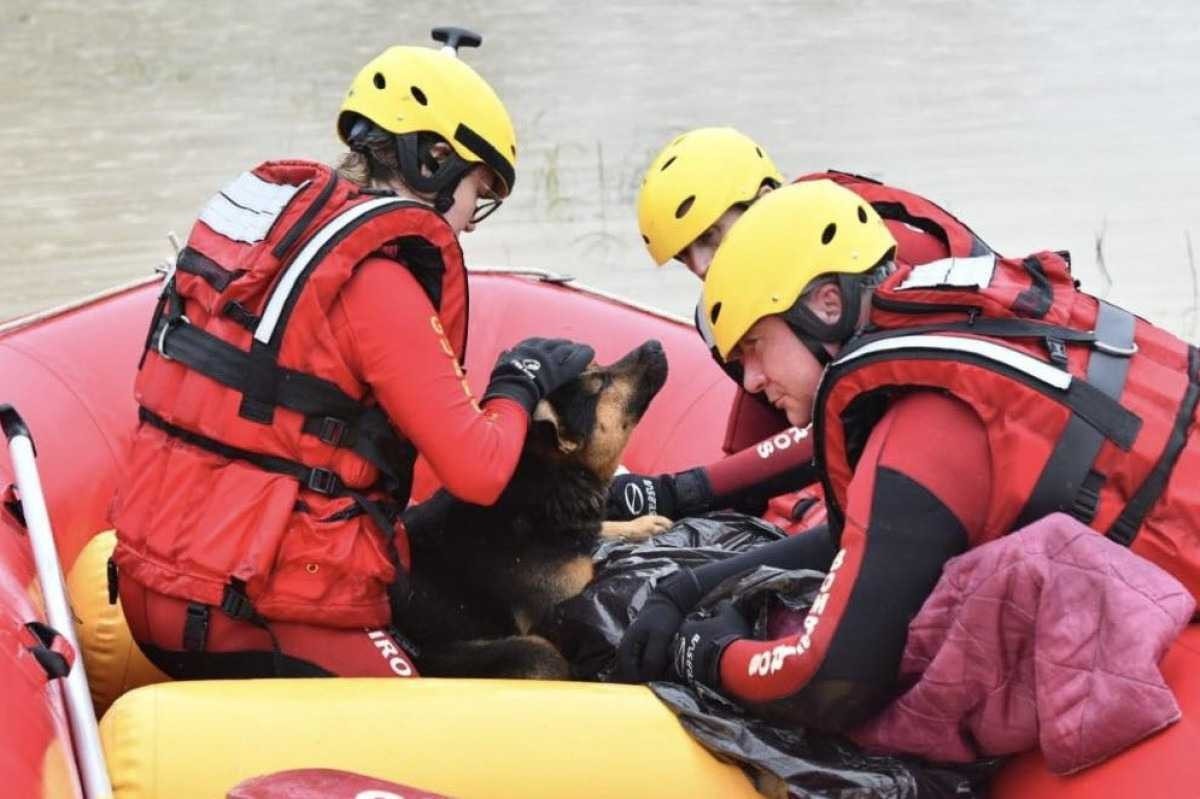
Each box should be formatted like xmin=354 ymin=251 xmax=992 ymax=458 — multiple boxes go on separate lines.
xmin=602 ymin=515 xmax=674 ymax=541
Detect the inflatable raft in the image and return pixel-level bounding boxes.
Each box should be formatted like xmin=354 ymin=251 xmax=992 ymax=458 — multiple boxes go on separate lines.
xmin=1 ymin=270 xmax=1197 ymax=797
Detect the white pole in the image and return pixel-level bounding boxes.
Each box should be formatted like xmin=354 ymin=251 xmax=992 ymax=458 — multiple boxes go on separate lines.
xmin=2 ymin=408 xmax=112 ymax=798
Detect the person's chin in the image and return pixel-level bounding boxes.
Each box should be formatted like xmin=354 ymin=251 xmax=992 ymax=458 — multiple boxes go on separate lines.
xmin=782 ymin=400 xmax=811 ymax=428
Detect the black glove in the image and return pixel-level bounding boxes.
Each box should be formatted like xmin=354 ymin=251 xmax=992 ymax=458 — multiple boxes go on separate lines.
xmin=668 ymin=600 xmax=752 ymax=693
xmin=482 ymin=337 xmax=595 ymax=414
xmin=606 ymin=467 xmax=715 ymax=521
xmin=615 ymin=568 xmax=704 ymax=682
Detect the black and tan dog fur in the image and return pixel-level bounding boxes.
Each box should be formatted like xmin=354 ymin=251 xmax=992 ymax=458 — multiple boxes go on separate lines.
xmin=394 ymin=340 xmax=671 ymax=679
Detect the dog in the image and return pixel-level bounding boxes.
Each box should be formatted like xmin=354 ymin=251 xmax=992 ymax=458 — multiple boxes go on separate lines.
xmin=393 ymin=339 xmax=671 ymax=679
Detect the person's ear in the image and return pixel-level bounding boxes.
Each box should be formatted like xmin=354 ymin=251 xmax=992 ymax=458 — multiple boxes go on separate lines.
xmin=812 ymin=282 xmax=844 ymax=324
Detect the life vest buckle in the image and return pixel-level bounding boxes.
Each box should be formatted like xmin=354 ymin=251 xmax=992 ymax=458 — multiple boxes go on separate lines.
xmin=182 ymin=602 xmax=210 ymax=652
xmin=306 ymin=467 xmax=340 ymax=495
xmin=155 ymin=315 xmax=191 ymax=361
xmin=219 ymin=582 xmax=258 ymax=622
xmin=317 ymin=416 xmax=350 ymax=447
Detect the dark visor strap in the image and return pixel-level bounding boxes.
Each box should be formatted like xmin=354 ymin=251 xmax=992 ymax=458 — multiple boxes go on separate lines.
xmin=455 ymin=123 xmax=515 ymax=193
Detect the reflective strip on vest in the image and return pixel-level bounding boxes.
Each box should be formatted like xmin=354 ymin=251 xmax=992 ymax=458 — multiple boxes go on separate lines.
xmin=254 ymin=197 xmax=411 ymax=345
xmin=834 ymin=334 xmax=1072 ymax=391
xmin=897 ymin=254 xmax=997 ymax=291
xmin=198 ymin=172 xmax=307 ymax=244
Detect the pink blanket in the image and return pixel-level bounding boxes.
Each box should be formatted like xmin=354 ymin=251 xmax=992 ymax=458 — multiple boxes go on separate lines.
xmin=849 ymin=513 xmax=1194 ymax=774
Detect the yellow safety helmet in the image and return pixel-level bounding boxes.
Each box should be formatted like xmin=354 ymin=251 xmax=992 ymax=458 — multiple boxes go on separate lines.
xmin=637 ymin=127 xmax=783 ymax=265
xmin=337 ymin=29 xmax=517 ymax=199
xmin=702 ymin=180 xmax=897 ymax=360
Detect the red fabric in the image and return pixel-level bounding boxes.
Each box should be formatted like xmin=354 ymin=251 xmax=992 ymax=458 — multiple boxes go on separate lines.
xmin=761 ymin=484 xmax=828 ymax=534
xmin=819 ymin=252 xmax=1200 ymax=597
xmin=851 ymin=513 xmax=1195 ymax=774
xmin=121 ymin=580 xmax=418 ymax=678
xmin=112 ymin=160 xmax=528 ymax=630
xmin=704 ymin=425 xmax=813 ymax=497
xmin=719 ymin=393 xmax=989 ymax=702
xmin=331 ymin=258 xmax=527 ymax=505
xmin=229 ymin=769 xmax=450 ymax=799
xmin=794 ymin=170 xmax=988 ymax=260
xmin=715 ymin=391 xmax=988 ymax=695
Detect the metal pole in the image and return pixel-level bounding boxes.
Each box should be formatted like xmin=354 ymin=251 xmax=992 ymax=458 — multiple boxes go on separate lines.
xmin=1 ymin=405 xmax=112 ymax=799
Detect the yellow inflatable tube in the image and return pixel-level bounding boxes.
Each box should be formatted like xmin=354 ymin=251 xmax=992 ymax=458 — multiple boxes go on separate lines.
xmin=66 ymin=530 xmax=168 ymax=715
xmin=101 ymin=678 xmax=760 ymax=798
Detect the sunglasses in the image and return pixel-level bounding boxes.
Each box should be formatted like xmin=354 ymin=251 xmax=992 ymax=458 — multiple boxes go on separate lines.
xmin=470 ymin=191 xmax=503 ymax=225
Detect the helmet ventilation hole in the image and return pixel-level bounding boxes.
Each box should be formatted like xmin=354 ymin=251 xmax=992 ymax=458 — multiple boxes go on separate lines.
xmin=821 ymin=223 xmax=837 ymax=244
xmin=755 ymin=147 xmax=763 ymax=157
xmin=710 ymin=302 xmax=722 ymax=324
xmin=857 ymin=205 xmax=868 ymax=223
xmin=675 ymin=196 xmax=695 ymax=219
xmin=511 ymin=144 xmax=517 ymax=156
xmin=411 ymin=86 xmax=428 ymax=105
xmin=373 ymin=72 xmax=386 ymax=90
xmin=660 ymin=156 xmax=677 ymax=171
xmin=641 ymin=234 xmax=650 ymax=245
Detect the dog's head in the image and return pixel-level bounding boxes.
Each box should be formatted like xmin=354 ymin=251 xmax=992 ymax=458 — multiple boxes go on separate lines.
xmin=528 ymin=340 xmax=669 ymax=481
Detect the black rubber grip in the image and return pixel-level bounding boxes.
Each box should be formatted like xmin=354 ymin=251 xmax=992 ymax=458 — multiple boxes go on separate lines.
xmin=0 ymin=404 xmax=35 ymax=453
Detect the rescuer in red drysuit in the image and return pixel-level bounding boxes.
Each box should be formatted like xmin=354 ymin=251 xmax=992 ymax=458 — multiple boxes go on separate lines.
xmin=616 ymin=179 xmax=1200 ymax=734
xmin=110 ymin=31 xmax=594 ymax=679
xmin=607 ymin=127 xmax=991 ymax=533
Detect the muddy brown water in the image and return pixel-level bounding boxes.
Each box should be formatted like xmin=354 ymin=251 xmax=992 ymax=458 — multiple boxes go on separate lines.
xmin=2 ymin=1 xmax=1198 ymax=337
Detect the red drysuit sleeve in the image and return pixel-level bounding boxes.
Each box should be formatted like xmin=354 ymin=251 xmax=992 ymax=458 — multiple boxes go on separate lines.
xmin=703 ymin=425 xmax=817 ymax=498
xmin=331 ymin=257 xmax=527 ymax=506
xmin=715 ymin=391 xmax=992 ymax=730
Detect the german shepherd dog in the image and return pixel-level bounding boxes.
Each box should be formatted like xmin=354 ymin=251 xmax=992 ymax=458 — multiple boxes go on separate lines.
xmin=394 ymin=340 xmax=671 ymax=679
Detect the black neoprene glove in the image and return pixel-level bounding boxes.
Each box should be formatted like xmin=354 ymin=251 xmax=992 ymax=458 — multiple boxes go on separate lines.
xmin=482 ymin=337 xmax=595 ymax=414
xmin=606 ymin=467 xmax=715 ymax=521
xmin=668 ymin=599 xmax=752 ymax=692
xmin=615 ymin=568 xmax=704 ymax=682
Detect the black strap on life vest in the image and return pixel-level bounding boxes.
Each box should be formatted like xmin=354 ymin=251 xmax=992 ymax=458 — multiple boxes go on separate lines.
xmin=834 ymin=327 xmax=1142 ymax=451
xmin=142 ymin=404 xmax=410 ymax=650
xmin=137 ymin=406 xmax=402 ymax=541
xmin=151 ymin=304 xmax=414 ymax=498
xmin=1107 ymin=344 xmax=1200 ymax=546
xmin=1012 ymin=301 xmax=1138 ymax=528
xmin=815 ymin=319 xmax=1145 ymax=530
xmin=180 ymin=579 xmax=285 ymax=667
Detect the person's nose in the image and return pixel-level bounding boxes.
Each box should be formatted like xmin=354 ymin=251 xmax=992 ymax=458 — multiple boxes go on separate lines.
xmin=742 ymin=354 xmax=766 ymax=394
xmin=689 ymin=246 xmax=714 ymax=279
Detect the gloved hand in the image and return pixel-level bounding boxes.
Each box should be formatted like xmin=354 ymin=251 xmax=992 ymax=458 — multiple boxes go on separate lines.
xmin=482 ymin=337 xmax=595 ymax=414
xmin=615 ymin=568 xmax=704 ymax=682
xmin=668 ymin=600 xmax=752 ymax=692
xmin=606 ymin=467 xmax=715 ymax=521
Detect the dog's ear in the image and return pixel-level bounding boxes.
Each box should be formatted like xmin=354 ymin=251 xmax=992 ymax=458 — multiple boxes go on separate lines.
xmin=533 ymin=401 xmax=580 ymax=454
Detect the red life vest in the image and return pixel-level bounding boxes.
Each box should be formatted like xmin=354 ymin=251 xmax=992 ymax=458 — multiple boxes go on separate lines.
xmin=722 ymin=170 xmax=990 ymax=454
xmin=111 ymin=160 xmax=469 ymax=628
xmin=814 ymin=249 xmax=1200 ymax=598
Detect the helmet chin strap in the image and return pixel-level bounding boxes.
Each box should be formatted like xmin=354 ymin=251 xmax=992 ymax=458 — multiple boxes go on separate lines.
xmin=783 ymin=274 xmax=863 ymax=344
xmin=786 ymin=324 xmax=834 ymax=367
xmin=344 ymin=121 xmax=472 ymax=214
xmin=394 ymin=131 xmax=474 ymax=214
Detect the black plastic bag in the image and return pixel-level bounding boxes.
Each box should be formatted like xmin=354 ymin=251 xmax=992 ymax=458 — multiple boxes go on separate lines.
xmin=544 ymin=512 xmax=787 ymax=682
xmin=542 ymin=513 xmax=1001 ymax=798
